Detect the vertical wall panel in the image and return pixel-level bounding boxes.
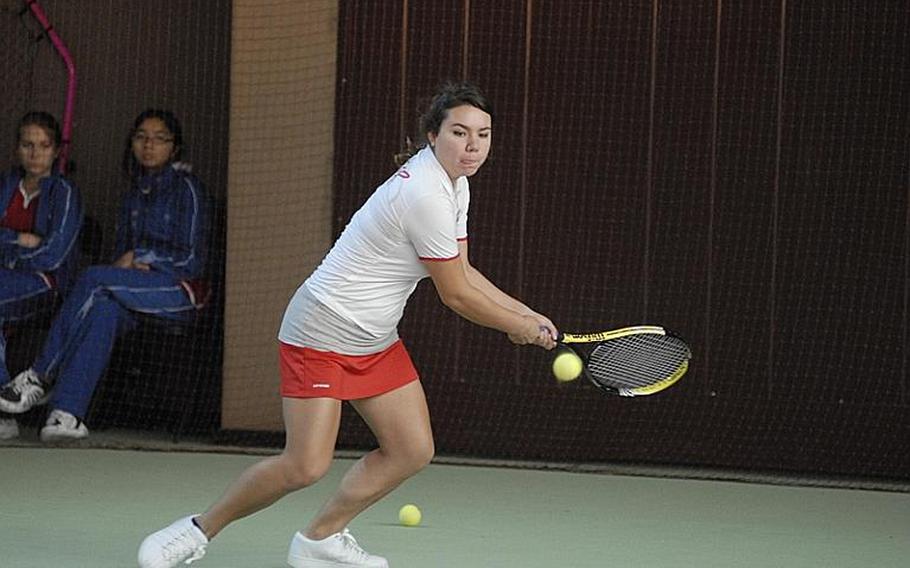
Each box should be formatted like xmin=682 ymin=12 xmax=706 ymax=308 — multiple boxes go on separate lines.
xmin=222 ymin=0 xmax=337 ymax=430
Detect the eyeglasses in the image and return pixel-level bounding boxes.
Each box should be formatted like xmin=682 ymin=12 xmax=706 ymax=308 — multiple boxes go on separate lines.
xmin=132 ymin=133 xmax=174 ymax=146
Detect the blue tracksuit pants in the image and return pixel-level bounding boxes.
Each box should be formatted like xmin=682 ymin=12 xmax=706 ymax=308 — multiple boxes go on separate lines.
xmin=0 ymin=268 xmax=55 ymax=385
xmin=34 ymin=266 xmax=195 ymax=419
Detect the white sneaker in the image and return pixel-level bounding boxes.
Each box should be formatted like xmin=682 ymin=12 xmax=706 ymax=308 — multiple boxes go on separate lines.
xmin=0 ymin=369 xmax=50 ymax=413
xmin=138 ymin=515 xmax=208 ymax=568
xmin=287 ymin=529 xmax=389 ymax=567
xmin=0 ymin=416 xmax=19 ymax=440
xmin=40 ymin=409 xmax=89 ymax=442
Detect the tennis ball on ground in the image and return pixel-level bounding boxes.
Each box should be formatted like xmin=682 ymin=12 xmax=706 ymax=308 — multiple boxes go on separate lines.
xmin=552 ymin=350 xmax=583 ymax=382
xmin=398 ymin=504 xmax=422 ymax=527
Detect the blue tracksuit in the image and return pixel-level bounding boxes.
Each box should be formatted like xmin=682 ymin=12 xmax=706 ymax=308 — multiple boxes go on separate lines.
xmin=0 ymin=169 xmax=83 ymax=385
xmin=33 ymin=165 xmax=209 ymax=419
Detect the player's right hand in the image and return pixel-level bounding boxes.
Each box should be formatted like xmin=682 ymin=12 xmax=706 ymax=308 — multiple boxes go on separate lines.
xmin=508 ymin=316 xmax=556 ymax=350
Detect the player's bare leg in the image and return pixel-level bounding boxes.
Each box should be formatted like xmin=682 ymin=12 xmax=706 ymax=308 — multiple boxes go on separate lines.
xmin=195 ymin=397 xmax=342 ymax=538
xmin=303 ymin=380 xmax=434 ymax=539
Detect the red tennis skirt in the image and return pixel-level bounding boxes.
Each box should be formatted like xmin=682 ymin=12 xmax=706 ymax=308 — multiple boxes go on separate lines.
xmin=279 ymin=340 xmax=419 ymax=400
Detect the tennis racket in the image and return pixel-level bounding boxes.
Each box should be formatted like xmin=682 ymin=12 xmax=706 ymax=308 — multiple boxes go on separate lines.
xmin=557 ymin=325 xmax=691 ymax=397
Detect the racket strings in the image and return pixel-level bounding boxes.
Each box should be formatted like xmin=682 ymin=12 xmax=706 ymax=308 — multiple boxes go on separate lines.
xmin=587 ymin=335 xmax=690 ymax=390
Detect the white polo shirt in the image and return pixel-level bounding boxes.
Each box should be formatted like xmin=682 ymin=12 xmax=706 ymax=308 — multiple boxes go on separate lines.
xmin=279 ymin=146 xmax=469 ymax=353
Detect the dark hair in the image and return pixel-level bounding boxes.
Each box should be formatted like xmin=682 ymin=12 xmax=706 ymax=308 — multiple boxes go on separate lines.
xmin=122 ymin=108 xmax=184 ymax=177
xmin=395 ymin=81 xmax=493 ymax=165
xmin=17 ymin=111 xmax=62 ymax=148
xmin=419 ymin=81 xmax=493 ymax=141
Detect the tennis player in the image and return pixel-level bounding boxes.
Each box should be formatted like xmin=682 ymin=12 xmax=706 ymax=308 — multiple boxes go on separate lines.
xmin=0 ymin=112 xmax=83 ymax=440
xmin=138 ymin=81 xmax=557 ymax=568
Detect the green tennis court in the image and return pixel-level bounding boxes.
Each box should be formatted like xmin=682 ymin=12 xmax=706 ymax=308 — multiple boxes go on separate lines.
xmin=2 ymin=445 xmax=907 ymax=567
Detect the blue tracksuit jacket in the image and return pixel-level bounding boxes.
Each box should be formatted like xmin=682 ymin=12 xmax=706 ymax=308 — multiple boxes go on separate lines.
xmin=0 ymin=169 xmax=83 ymax=384
xmin=0 ymin=168 xmax=83 ymax=293
xmin=115 ymin=166 xmax=208 ymax=282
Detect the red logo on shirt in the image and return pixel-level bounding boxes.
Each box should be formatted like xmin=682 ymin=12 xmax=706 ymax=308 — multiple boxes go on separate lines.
xmin=397 ymin=169 xmax=410 ymax=179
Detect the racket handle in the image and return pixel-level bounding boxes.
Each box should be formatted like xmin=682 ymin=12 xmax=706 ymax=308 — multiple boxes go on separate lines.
xmin=540 ymin=326 xmax=563 ymax=342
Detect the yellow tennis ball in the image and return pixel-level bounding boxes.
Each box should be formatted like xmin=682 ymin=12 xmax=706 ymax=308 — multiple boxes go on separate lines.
xmin=398 ymin=504 xmax=422 ymax=527
xmin=552 ymin=350 xmax=583 ymax=382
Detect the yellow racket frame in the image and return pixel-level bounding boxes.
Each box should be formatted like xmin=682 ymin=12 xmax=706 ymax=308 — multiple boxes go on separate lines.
xmin=557 ymin=325 xmax=689 ymax=396
xmin=560 ymin=325 xmax=668 ymax=344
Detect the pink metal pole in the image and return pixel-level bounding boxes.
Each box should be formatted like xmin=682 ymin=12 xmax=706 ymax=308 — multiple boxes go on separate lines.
xmin=25 ymin=0 xmax=76 ymax=175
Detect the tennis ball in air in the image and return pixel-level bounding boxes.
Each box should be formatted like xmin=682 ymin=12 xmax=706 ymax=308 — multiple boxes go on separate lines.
xmin=398 ymin=504 xmax=422 ymax=527
xmin=552 ymin=350 xmax=583 ymax=382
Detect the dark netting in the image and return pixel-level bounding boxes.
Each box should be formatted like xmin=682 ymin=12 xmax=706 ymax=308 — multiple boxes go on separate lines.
xmin=1 ymin=1 xmax=907 ymax=487
xmin=330 ymin=1 xmax=909 ymax=482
